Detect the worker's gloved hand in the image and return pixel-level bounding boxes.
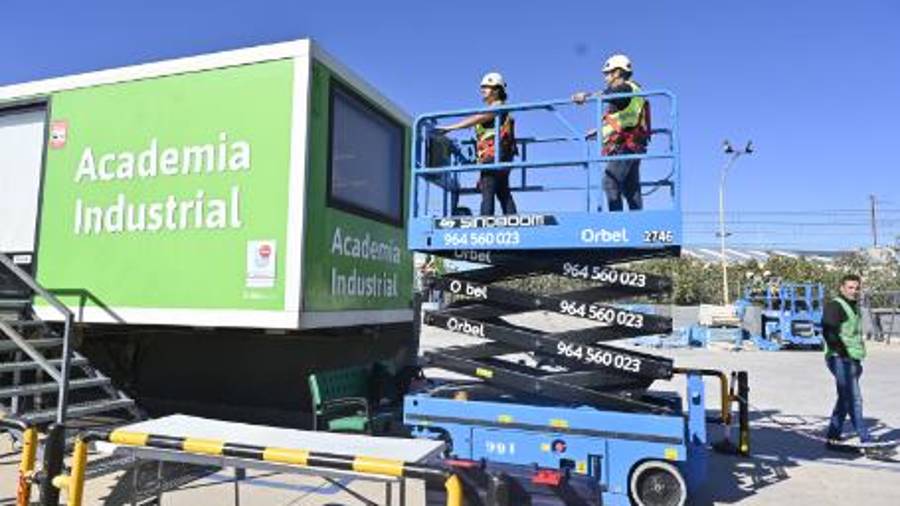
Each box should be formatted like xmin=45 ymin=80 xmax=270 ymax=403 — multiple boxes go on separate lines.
xmin=572 ymin=91 xmax=591 ymax=104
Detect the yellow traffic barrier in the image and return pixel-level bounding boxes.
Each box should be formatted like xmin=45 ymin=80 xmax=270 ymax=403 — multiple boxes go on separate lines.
xmin=51 ymin=436 xmax=88 ymax=506
xmin=0 ymin=417 xmax=38 ymax=506
xmin=444 ymin=474 xmax=463 ymax=506
xmin=16 ymin=426 xmax=38 ymax=506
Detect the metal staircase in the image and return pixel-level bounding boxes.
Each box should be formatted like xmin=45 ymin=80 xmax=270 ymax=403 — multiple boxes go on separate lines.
xmin=0 ymin=253 xmax=139 ymax=432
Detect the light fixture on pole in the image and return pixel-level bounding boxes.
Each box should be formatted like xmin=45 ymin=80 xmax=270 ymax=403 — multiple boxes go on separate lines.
xmin=719 ymin=140 xmax=753 ymax=306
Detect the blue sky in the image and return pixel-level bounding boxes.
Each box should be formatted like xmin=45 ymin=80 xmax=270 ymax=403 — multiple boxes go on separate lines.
xmin=3 ymin=0 xmax=899 ymax=250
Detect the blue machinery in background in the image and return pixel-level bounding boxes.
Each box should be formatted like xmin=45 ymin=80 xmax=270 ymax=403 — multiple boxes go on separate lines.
xmin=404 ymin=92 xmax=749 ymax=506
xmin=736 ymin=282 xmax=825 ymax=351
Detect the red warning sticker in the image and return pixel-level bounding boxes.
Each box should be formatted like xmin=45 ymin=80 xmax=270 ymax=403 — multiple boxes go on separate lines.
xmin=49 ymin=120 xmax=69 ymax=149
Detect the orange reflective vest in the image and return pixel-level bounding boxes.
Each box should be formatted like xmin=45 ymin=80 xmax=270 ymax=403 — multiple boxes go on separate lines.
xmin=475 ymin=112 xmax=516 ymax=164
xmin=602 ymin=81 xmax=651 ymax=155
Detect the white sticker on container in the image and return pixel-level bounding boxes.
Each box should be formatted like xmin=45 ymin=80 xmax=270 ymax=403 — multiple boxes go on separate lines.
xmin=246 ymin=240 xmax=277 ymax=288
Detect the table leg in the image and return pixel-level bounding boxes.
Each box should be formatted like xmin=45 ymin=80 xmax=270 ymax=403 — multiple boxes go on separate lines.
xmin=131 ymin=457 xmax=139 ymax=506
xmin=234 ymin=467 xmax=245 ymax=506
xmin=156 ymin=461 xmax=164 ymax=504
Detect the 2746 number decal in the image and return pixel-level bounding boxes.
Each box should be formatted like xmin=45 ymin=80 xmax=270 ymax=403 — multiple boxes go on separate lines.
xmin=642 ymin=230 xmax=674 ymax=243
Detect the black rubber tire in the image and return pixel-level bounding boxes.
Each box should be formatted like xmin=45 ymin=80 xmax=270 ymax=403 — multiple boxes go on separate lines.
xmin=629 ymin=460 xmax=686 ymax=506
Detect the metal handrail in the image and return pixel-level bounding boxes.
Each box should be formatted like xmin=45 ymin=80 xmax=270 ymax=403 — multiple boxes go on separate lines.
xmin=49 ymin=288 xmax=127 ymax=324
xmin=0 ymin=253 xmax=74 ymax=424
xmin=411 ymin=90 xmax=679 ymax=217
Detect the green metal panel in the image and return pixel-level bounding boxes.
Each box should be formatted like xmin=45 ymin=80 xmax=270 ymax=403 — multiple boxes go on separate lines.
xmin=302 ymin=61 xmax=412 ymax=312
xmin=36 ymin=59 xmax=295 ymax=311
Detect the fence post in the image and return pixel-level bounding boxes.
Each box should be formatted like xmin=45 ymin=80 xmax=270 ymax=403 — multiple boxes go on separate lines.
xmin=39 ymin=424 xmax=65 ymax=506
xmin=738 ymin=371 xmax=750 ymax=456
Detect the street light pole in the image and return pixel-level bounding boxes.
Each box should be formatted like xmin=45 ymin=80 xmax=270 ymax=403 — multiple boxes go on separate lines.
xmin=719 ymin=140 xmax=753 ymax=306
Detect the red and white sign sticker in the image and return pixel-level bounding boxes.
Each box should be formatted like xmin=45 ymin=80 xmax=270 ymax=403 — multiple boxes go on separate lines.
xmin=246 ymin=240 xmax=277 ymax=288
xmin=49 ymin=120 xmax=69 ymax=149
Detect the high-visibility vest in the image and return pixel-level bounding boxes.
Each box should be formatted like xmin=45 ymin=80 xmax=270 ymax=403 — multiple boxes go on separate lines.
xmin=602 ymin=80 xmax=651 ymax=155
xmin=475 ymin=112 xmax=516 ymax=164
xmin=828 ymin=297 xmax=866 ymax=360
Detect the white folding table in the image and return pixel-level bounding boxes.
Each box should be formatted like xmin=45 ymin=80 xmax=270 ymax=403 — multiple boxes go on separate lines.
xmin=94 ymin=414 xmax=445 ymax=505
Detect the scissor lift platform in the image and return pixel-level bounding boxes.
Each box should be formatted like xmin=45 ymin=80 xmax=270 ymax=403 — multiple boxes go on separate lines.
xmin=408 ymin=92 xmax=682 ymax=256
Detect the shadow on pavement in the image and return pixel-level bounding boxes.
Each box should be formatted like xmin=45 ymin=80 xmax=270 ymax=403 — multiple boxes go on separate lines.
xmin=692 ymin=410 xmax=899 ymax=505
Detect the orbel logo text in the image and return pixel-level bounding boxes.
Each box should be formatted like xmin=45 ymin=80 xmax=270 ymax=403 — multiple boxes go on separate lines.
xmin=580 ymin=227 xmax=629 ymax=243
xmin=446 ymin=317 xmax=486 ymax=338
xmin=449 ymin=280 xmax=488 ymax=299
xmin=452 ymin=250 xmax=492 ymax=264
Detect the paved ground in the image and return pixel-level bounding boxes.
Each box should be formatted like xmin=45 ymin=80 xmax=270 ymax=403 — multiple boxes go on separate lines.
xmin=2 ymin=311 xmax=899 ymax=505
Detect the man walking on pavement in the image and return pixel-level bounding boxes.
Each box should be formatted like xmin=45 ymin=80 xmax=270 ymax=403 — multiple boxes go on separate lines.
xmin=572 ymin=53 xmax=651 ymax=212
xmin=822 ymin=274 xmax=871 ymax=450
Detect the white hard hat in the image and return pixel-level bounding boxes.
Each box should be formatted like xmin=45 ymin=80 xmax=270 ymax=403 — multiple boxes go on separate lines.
xmin=480 ymin=72 xmax=507 ymax=89
xmin=603 ymin=54 xmax=632 ymax=73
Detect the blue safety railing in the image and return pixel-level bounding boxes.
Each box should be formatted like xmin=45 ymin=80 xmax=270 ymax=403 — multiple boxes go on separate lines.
xmin=408 ymin=90 xmax=682 ymax=252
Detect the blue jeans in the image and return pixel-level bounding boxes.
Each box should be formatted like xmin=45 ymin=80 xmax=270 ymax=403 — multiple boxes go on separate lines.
xmin=826 ymin=355 xmax=870 ymax=442
xmin=603 ymin=159 xmax=643 ymax=211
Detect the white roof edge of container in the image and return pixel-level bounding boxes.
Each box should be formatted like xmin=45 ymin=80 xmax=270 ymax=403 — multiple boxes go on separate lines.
xmin=0 ymin=39 xmax=309 ymax=101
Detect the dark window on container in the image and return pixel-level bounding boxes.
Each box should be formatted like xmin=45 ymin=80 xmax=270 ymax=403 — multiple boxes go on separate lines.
xmin=327 ymin=79 xmax=404 ymax=226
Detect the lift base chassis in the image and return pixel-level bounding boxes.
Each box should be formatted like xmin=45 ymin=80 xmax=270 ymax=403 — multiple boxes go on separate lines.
xmin=407 ymin=372 xmax=708 ymax=506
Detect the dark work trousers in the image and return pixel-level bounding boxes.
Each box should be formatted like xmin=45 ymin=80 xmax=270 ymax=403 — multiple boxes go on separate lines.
xmin=826 ymin=355 xmax=870 ymax=442
xmin=603 ymin=158 xmax=643 ymax=211
xmin=480 ymin=170 xmax=517 ymax=216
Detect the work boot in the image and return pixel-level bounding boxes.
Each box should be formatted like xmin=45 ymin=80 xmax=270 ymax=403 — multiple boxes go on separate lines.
xmin=825 ymin=436 xmax=852 ymax=452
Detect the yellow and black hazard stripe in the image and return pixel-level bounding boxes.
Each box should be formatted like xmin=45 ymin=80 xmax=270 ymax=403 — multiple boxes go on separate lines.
xmin=100 ymin=430 xmax=444 ymax=481
xmin=60 ymin=429 xmax=463 ymax=506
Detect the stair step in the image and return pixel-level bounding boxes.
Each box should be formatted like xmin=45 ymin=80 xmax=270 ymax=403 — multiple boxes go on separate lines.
xmin=0 ymin=356 xmax=87 ymax=374
xmin=2 ymin=320 xmax=55 ymax=330
xmin=0 ymin=377 xmax=111 ymax=398
xmin=0 ymin=337 xmax=63 ymax=352
xmin=19 ymin=398 xmax=136 ymax=425
xmin=0 ymin=298 xmax=31 ymax=308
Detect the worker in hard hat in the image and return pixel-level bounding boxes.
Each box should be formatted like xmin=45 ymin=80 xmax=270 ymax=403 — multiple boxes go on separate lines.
xmin=435 ymin=72 xmax=517 ymax=216
xmin=572 ymin=54 xmax=651 ymax=212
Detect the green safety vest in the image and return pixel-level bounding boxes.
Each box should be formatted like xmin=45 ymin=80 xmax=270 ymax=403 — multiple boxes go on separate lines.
xmin=828 ymin=297 xmax=866 ymax=360
xmin=601 ymin=81 xmax=651 ymax=154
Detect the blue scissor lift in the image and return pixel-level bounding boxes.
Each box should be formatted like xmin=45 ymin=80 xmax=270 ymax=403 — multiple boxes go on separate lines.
xmin=736 ymin=282 xmax=825 ymax=351
xmin=404 ymin=92 xmax=749 ymax=505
